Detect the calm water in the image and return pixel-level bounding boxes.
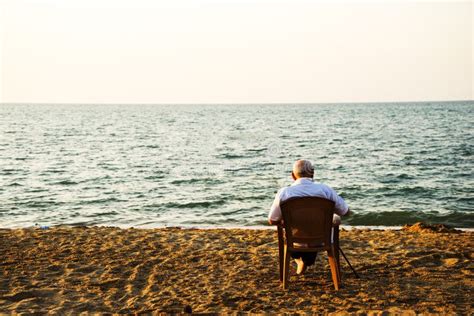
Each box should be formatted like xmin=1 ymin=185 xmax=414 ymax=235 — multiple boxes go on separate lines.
xmin=1 ymin=102 xmax=473 ymax=228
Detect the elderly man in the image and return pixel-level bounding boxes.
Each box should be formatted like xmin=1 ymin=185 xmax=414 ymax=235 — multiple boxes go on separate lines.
xmin=268 ymin=159 xmax=350 ymax=275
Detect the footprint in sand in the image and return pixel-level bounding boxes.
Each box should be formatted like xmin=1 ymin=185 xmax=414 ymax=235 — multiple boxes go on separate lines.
xmin=442 ymin=258 xmax=459 ymax=267
xmin=2 ymin=289 xmax=56 ymax=302
xmin=2 ymin=291 xmax=36 ymax=302
xmin=404 ymin=254 xmax=442 ymax=268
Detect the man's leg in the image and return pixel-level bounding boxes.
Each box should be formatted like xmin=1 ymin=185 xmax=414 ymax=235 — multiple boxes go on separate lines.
xmin=300 ymin=252 xmax=318 ymax=266
xmin=291 ymin=252 xmax=318 ymax=275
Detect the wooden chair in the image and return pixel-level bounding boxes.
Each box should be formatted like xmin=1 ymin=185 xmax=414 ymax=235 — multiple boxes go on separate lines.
xmin=277 ymin=197 xmax=341 ymax=290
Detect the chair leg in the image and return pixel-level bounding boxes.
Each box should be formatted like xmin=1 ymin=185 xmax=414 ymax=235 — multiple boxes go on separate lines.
xmin=279 ymin=251 xmax=284 ymax=282
xmin=327 ymin=248 xmax=340 ymax=291
xmin=278 ymin=227 xmax=284 ymax=282
xmin=334 ymin=226 xmax=342 ymax=282
xmin=334 ymin=245 xmax=342 ymax=285
xmin=335 ymin=250 xmax=341 ymax=283
xmin=334 ymin=247 xmax=341 ymax=284
xmin=282 ymin=246 xmax=290 ymax=290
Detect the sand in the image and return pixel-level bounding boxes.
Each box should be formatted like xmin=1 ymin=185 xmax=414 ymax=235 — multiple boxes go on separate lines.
xmin=0 ymin=224 xmax=472 ymax=314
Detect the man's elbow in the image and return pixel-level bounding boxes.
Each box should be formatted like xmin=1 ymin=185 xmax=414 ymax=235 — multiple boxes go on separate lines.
xmin=268 ymin=219 xmax=280 ymax=225
xmin=345 ymin=208 xmax=351 ymax=217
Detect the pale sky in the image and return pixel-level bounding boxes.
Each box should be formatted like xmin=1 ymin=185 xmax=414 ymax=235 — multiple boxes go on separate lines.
xmin=0 ymin=0 xmax=472 ymax=103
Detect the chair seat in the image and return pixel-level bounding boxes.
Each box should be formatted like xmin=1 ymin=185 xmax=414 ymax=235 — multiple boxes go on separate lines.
xmin=292 ymin=242 xmax=327 ymax=249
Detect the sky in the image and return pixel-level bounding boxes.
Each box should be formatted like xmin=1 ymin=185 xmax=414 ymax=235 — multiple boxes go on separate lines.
xmin=0 ymin=0 xmax=472 ymax=104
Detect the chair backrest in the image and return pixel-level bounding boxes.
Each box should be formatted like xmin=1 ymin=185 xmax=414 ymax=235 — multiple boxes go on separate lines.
xmin=280 ymin=197 xmax=335 ymax=248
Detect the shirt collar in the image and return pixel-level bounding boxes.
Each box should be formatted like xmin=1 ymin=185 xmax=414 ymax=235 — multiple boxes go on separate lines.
xmin=292 ymin=177 xmax=314 ymax=185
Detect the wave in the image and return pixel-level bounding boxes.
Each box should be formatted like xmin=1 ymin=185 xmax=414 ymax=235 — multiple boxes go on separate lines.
xmin=346 ymin=210 xmax=474 ymax=227
xmin=50 ymin=180 xmax=79 ymax=186
xmin=16 ymin=200 xmax=64 ymax=208
xmin=39 ymin=169 xmax=66 ymax=175
xmin=170 ymin=178 xmax=224 ymax=185
xmin=79 ymin=197 xmax=126 ymax=205
xmin=215 ymin=153 xmax=248 ymax=159
xmin=144 ymin=174 xmax=166 ymax=180
xmin=159 ymin=200 xmax=227 ymax=209
xmin=246 ymin=148 xmax=267 ymax=153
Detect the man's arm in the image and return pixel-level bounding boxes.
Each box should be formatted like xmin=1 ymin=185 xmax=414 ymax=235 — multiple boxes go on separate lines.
xmin=326 ymin=185 xmax=350 ymax=217
xmin=268 ymin=219 xmax=282 ymax=225
xmin=344 ymin=208 xmax=351 ymax=216
xmin=268 ymin=189 xmax=283 ymax=225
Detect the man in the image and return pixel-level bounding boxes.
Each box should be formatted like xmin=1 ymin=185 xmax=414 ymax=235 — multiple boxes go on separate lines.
xmin=268 ymin=159 xmax=350 ymax=275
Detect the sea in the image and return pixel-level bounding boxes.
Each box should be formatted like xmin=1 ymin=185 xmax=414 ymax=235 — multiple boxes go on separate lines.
xmin=1 ymin=102 xmax=473 ymax=229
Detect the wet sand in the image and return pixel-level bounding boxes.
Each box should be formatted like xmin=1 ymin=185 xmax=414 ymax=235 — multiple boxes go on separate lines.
xmin=0 ymin=224 xmax=472 ymax=314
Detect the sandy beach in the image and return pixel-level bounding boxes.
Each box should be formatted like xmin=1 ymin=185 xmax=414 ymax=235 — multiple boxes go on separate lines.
xmin=0 ymin=224 xmax=472 ymax=314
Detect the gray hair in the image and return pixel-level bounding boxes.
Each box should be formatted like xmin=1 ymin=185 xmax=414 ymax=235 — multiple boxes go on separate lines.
xmin=293 ymin=159 xmax=314 ymax=178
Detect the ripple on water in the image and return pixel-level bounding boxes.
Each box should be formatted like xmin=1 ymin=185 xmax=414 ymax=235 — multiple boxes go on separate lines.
xmin=170 ymin=178 xmax=225 ymax=185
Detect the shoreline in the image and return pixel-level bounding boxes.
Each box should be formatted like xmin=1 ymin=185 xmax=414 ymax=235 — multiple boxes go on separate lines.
xmin=2 ymin=223 xmax=474 ymax=232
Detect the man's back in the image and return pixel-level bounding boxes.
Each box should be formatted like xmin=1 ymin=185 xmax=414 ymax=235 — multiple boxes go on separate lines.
xmin=269 ymin=177 xmax=349 ymax=223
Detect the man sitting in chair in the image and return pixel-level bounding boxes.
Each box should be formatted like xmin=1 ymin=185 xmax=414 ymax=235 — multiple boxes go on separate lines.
xmin=268 ymin=159 xmax=351 ymax=275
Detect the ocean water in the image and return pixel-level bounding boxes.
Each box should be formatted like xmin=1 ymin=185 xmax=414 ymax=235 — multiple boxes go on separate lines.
xmin=1 ymin=102 xmax=473 ymax=228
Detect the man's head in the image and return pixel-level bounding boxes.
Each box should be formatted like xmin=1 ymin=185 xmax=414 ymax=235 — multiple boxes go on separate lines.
xmin=292 ymin=159 xmax=314 ymax=180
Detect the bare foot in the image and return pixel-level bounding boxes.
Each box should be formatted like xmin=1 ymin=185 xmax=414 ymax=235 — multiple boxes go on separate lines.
xmin=295 ymin=258 xmax=307 ymax=275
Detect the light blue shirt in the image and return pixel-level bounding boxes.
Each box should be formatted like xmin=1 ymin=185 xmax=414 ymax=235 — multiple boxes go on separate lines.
xmin=268 ymin=177 xmax=349 ymax=222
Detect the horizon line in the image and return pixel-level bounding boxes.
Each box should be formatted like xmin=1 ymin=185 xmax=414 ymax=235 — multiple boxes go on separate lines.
xmin=1 ymin=99 xmax=473 ymax=106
